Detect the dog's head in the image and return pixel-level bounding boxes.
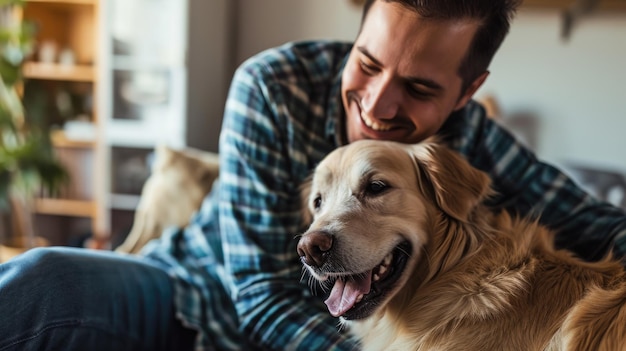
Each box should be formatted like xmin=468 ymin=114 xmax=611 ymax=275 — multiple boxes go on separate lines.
xmin=297 ymin=139 xmax=490 ymax=321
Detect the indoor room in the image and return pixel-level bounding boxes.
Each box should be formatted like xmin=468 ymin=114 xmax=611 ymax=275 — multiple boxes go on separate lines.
xmin=1 ymin=0 xmax=625 ymax=265
xmin=2 ymin=1 xmax=626 ymax=350
xmin=3 ymin=0 xmax=626 ymax=260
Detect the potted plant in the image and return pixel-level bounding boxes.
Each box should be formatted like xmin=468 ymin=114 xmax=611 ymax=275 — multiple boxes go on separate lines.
xmin=0 ymin=0 xmax=67 ymax=259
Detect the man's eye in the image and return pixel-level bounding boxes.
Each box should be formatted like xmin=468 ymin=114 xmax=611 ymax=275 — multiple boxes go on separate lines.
xmin=366 ymin=180 xmax=388 ymax=195
xmin=359 ymin=61 xmax=377 ymax=76
xmin=406 ymin=84 xmax=432 ymax=99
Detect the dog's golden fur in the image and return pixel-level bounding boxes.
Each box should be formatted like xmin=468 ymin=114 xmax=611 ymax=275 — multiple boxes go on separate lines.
xmin=298 ymin=139 xmax=626 ymax=351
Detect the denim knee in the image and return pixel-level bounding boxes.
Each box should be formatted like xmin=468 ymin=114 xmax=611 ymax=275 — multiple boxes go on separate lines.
xmin=1 ymin=247 xmax=95 ymax=290
xmin=0 ymin=247 xmax=190 ymax=351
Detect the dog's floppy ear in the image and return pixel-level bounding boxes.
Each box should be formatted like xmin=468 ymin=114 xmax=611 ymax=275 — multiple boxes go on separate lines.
xmin=409 ymin=141 xmax=491 ymax=221
xmin=299 ymin=175 xmax=313 ymax=227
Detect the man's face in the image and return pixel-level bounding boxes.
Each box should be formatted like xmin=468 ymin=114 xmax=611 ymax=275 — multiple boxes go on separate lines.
xmin=342 ymin=1 xmax=486 ymax=144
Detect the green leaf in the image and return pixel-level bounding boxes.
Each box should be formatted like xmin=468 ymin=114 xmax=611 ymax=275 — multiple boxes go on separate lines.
xmin=0 ymin=57 xmax=19 ymax=86
xmin=0 ymin=0 xmax=67 ymax=206
xmin=0 ymin=1 xmax=25 ymax=8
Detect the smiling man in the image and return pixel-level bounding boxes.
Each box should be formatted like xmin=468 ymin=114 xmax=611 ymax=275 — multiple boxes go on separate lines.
xmin=343 ymin=3 xmax=486 ymax=144
xmin=1 ymin=1 xmax=625 ymax=350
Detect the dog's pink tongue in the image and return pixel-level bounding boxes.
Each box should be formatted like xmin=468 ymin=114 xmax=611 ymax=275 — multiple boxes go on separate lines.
xmin=325 ymin=270 xmax=372 ymax=317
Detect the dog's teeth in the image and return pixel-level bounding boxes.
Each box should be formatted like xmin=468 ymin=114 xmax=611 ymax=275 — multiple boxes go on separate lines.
xmin=378 ymin=265 xmax=387 ymax=276
xmin=373 ymin=273 xmax=380 ymax=282
xmin=356 ymin=294 xmax=364 ymax=303
xmin=383 ymin=253 xmax=392 ymax=266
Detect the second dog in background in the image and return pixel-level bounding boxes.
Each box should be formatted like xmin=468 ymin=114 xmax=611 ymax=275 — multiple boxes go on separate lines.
xmin=116 ymin=145 xmax=219 ymax=254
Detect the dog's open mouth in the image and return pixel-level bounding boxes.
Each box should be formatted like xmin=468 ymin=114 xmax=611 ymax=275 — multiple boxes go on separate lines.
xmin=324 ymin=241 xmax=411 ymax=320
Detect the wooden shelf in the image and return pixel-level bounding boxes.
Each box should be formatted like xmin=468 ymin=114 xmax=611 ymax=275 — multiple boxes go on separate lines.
xmin=51 ymin=130 xmax=95 ymax=148
xmin=20 ymin=0 xmax=107 ymax=246
xmin=23 ymin=62 xmax=95 ymax=82
xmin=34 ymin=198 xmax=96 ymax=217
xmin=26 ymin=0 xmax=96 ymax=5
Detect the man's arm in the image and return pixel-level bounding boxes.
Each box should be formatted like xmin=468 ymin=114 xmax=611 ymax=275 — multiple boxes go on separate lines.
xmin=217 ymin=60 xmax=358 ymax=350
xmin=447 ymin=101 xmax=626 ymax=261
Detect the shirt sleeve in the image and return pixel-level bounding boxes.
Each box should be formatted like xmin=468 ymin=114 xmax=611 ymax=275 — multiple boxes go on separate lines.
xmin=216 ymin=60 xmax=359 ymax=350
xmin=450 ymin=102 xmax=626 ymax=262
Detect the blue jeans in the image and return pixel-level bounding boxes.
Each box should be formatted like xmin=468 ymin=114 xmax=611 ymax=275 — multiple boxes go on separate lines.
xmin=0 ymin=247 xmax=197 ymax=351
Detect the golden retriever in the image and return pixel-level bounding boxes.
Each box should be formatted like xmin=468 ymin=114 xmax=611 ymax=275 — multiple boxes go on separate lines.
xmin=297 ymin=139 xmax=626 ymax=351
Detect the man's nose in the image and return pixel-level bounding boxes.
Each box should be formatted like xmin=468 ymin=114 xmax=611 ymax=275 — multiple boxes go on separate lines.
xmin=361 ymin=77 xmax=401 ymax=120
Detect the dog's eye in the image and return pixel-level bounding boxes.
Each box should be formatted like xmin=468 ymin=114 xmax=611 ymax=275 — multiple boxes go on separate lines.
xmin=313 ymin=195 xmax=322 ymax=209
xmin=366 ymin=180 xmax=388 ymax=195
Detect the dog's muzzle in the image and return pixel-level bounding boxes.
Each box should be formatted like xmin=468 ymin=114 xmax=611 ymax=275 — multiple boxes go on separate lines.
xmin=298 ymin=231 xmax=412 ymax=320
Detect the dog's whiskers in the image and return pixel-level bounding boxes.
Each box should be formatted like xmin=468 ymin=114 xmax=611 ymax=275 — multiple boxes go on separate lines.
xmin=300 ymin=266 xmax=338 ymax=296
xmin=336 ymin=319 xmax=348 ymax=332
xmin=398 ymin=245 xmax=412 ymax=258
xmin=350 ymin=271 xmax=370 ymax=283
xmin=299 ymin=266 xmax=309 ymax=283
xmin=309 ymin=276 xmax=322 ymax=296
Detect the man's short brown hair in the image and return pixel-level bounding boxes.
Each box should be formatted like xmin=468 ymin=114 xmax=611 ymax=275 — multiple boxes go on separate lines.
xmin=360 ymin=0 xmax=522 ymax=93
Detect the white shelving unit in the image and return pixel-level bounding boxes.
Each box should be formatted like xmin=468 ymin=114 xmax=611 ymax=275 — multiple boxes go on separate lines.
xmin=99 ymin=0 xmax=234 ymax=244
xmin=18 ymin=0 xmax=233 ymax=248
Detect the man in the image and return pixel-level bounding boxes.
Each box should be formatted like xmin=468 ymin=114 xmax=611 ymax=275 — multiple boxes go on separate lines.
xmin=1 ymin=0 xmax=625 ymax=350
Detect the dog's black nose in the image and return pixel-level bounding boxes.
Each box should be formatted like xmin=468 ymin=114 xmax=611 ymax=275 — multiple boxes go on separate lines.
xmin=297 ymin=231 xmax=334 ymax=268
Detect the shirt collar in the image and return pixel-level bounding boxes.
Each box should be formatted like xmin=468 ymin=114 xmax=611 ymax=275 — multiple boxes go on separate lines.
xmin=325 ymin=53 xmax=350 ymax=147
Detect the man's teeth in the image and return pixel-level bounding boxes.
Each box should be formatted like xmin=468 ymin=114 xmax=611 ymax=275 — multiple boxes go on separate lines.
xmin=361 ymin=111 xmax=392 ymax=131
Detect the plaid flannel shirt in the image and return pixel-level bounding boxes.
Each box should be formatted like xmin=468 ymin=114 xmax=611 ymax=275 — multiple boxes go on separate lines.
xmin=142 ymin=40 xmax=626 ymax=350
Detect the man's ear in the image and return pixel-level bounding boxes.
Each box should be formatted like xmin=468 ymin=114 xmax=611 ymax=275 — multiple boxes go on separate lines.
xmin=410 ymin=141 xmax=492 ymax=221
xmin=454 ymin=71 xmax=489 ymax=111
